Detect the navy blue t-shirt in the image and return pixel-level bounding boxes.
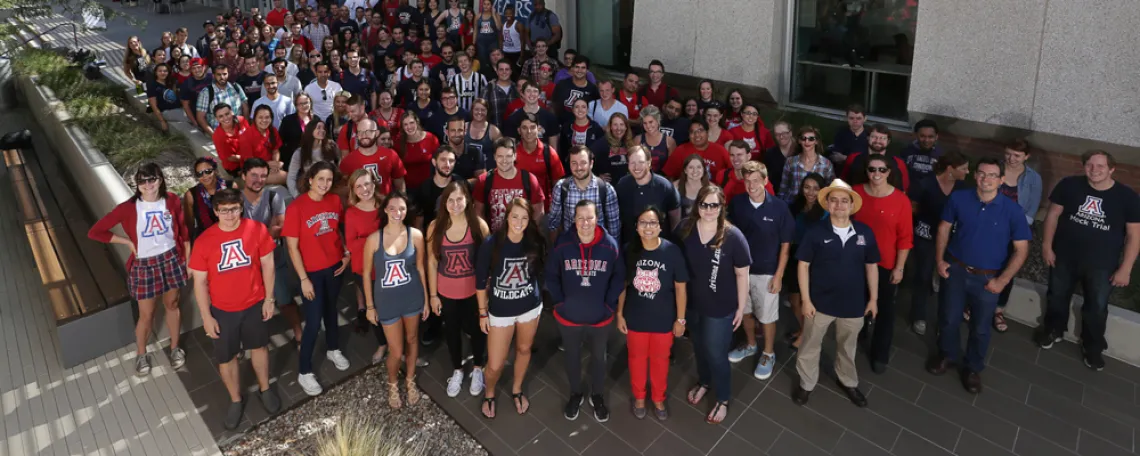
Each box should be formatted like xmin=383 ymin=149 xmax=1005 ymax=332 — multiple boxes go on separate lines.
xmin=797 ymin=221 xmax=881 ymax=318
xmin=831 ymin=128 xmax=869 ymax=156
xmin=907 ymin=175 xmax=965 ymax=241
xmin=178 ymin=74 xmax=213 ymax=103
xmin=615 ymin=174 xmax=681 ymax=242
xmin=475 ymin=235 xmax=541 ymax=317
xmin=336 ymin=68 xmax=378 ymax=102
xmin=1049 ymin=176 xmax=1140 ymax=269
xmin=234 ymin=71 xmax=266 ymax=103
xmin=426 ymin=107 xmax=470 ymax=142
xmin=623 ymin=239 xmax=689 ymax=333
xmin=681 ymin=224 xmax=752 ymax=318
xmin=728 ymin=194 xmax=795 ymax=275
xmin=147 ymin=82 xmax=181 ymax=112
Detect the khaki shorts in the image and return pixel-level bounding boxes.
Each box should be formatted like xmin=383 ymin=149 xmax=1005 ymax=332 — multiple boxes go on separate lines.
xmin=745 ymin=274 xmax=780 ymax=324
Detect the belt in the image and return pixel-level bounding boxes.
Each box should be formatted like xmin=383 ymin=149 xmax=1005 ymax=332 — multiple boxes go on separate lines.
xmin=948 ymin=255 xmax=1000 ymax=276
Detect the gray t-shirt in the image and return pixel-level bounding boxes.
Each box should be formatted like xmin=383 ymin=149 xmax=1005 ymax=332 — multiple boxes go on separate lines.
xmin=527 ymin=10 xmax=560 ymax=44
xmin=243 ymin=187 xmax=290 ymax=265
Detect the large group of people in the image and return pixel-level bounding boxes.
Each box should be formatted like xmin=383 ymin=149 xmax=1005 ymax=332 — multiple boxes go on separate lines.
xmin=98 ymin=0 xmax=1140 ymax=433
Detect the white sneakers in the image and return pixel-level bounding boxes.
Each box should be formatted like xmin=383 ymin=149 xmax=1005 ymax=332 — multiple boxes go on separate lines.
xmin=446 ymin=367 xmax=486 ymax=398
xmin=327 ymin=350 xmax=350 ymax=371
xmin=469 ymin=367 xmax=485 ymax=396
xmin=446 ymin=370 xmax=464 ymax=397
xmin=298 ymin=373 xmax=322 ymax=396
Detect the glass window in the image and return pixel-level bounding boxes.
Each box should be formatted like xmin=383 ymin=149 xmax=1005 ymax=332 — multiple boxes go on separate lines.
xmin=789 ymin=0 xmax=918 ymax=120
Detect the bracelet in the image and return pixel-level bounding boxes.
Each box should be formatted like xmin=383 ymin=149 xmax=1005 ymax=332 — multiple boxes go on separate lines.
xmin=479 ymin=314 xmax=488 ymax=319
xmin=366 ymin=307 xmax=375 ymax=311
xmin=301 ymin=277 xmax=310 ymax=282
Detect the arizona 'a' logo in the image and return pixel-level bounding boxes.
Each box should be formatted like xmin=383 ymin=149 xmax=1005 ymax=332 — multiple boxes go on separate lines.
xmin=382 ymin=259 xmax=411 ymax=287
xmin=141 ymin=211 xmax=171 ymax=238
xmin=632 ymin=267 xmax=661 ymax=294
xmin=217 ymin=239 xmax=252 ymax=271
xmin=444 ymin=250 xmax=473 ymax=276
xmin=364 ymin=163 xmax=380 ymax=179
xmin=1078 ymin=196 xmax=1106 ymax=217
xmin=497 ymin=258 xmax=529 ymax=289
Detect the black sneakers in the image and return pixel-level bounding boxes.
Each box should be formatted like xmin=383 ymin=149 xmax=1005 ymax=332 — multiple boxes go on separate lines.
xmin=1083 ymin=348 xmax=1106 ymax=371
xmin=590 ymin=394 xmax=609 ymax=422
xmin=1035 ymin=329 xmax=1063 ymax=349
xmin=564 ymin=393 xmax=583 ymax=420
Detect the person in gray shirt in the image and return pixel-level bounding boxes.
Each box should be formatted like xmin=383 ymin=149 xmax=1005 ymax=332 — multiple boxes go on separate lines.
xmin=240 ymin=158 xmax=303 ymax=342
xmin=526 ymin=0 xmax=562 ymax=58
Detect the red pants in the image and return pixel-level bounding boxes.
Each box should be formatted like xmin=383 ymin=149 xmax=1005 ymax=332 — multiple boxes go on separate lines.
xmin=626 ymin=330 xmax=674 ymax=402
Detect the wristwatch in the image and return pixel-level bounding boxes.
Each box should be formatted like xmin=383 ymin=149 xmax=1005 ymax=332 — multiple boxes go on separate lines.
xmin=676 ymin=319 xmax=687 ymax=326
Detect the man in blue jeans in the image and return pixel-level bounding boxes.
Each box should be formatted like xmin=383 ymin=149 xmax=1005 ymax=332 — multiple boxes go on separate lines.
xmin=1037 ymin=150 xmax=1140 ymax=371
xmin=927 ymin=157 xmax=1031 ymax=394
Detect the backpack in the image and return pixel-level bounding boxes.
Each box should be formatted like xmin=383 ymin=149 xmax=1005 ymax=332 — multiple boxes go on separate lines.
xmin=482 ymin=168 xmax=535 ymax=220
xmin=557 ymin=177 xmax=609 ymax=233
xmin=718 ymin=169 xmax=732 ymax=187
xmin=206 ymin=82 xmax=240 ymax=117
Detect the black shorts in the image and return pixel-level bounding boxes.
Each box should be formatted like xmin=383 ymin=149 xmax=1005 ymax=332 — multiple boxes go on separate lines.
xmin=784 ymin=245 xmax=801 ymax=294
xmin=211 ymin=303 xmax=269 ymax=364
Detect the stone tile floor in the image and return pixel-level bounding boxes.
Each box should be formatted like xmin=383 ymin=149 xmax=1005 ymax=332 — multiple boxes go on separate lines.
xmin=176 ymin=286 xmax=1140 ymax=456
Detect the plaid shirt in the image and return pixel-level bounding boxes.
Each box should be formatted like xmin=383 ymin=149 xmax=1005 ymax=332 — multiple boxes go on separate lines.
xmin=485 ymin=81 xmax=519 ymax=126
xmin=195 ymin=82 xmax=248 ymax=128
xmin=302 ymin=23 xmax=330 ymax=50
xmin=777 ymin=153 xmax=836 ymax=202
xmin=548 ymin=175 xmax=622 ymax=241
xmin=520 ymin=55 xmax=559 ymax=82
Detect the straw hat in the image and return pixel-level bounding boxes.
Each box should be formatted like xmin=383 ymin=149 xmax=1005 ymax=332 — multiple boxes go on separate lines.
xmin=817 ymin=178 xmax=862 ymax=214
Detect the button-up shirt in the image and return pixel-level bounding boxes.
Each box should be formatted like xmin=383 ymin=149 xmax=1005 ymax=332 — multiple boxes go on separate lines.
xmin=777 ymin=153 xmax=836 ymax=202
xmin=941 ymin=189 xmax=1032 ymax=270
xmin=547 ymin=175 xmax=621 ymax=240
xmin=485 ymin=81 xmax=518 ymax=126
xmin=195 ymin=82 xmax=248 ymax=128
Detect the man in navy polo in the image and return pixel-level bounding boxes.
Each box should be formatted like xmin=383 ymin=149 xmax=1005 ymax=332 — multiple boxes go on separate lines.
xmin=726 ymin=161 xmax=794 ymax=380
xmin=793 ymin=179 xmax=879 ymax=408
xmin=927 ymin=157 xmax=1031 ymax=394
xmin=615 ymin=145 xmax=681 ymax=242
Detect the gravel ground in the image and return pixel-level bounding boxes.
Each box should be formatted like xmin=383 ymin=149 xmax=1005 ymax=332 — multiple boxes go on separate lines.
xmin=222 ymin=365 xmax=488 ymax=456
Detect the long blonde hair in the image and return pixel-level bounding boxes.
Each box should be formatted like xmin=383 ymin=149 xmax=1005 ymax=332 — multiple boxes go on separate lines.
xmin=347 ymin=169 xmax=383 ymax=206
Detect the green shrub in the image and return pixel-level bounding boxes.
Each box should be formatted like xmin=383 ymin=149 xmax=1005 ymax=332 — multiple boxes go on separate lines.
xmin=316 ymin=416 xmax=427 ymax=456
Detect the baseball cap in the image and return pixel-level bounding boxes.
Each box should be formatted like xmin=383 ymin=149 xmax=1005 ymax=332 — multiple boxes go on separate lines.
xmin=189 ymin=57 xmax=207 ymax=66
xmin=203 ymin=20 xmax=214 ymax=27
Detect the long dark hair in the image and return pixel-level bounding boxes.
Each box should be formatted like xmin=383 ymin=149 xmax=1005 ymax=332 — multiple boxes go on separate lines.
xmin=429 ymin=181 xmax=485 ymax=262
xmin=132 ymin=163 xmax=169 ymax=202
xmin=152 ymin=63 xmax=176 ymax=89
xmin=791 ymin=173 xmax=827 ymax=221
xmin=298 ymin=160 xmax=339 ymax=195
xmin=857 ymin=154 xmax=904 ymax=190
xmin=380 ymin=190 xmax=412 ymax=228
xmin=488 ymin=197 xmax=545 ymax=282
xmin=624 ymin=206 xmax=666 ymax=286
xmin=297 ymin=119 xmax=339 ymax=189
xmin=251 ymin=104 xmax=280 ymax=150
xmin=677 ymin=185 xmax=731 ymax=249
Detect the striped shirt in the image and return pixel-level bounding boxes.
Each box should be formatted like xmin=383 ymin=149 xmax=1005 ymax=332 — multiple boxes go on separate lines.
xmin=448 ymin=71 xmax=488 ymax=112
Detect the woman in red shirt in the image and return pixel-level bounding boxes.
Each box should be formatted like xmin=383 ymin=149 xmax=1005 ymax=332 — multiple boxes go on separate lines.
xmin=703 ymin=105 xmax=736 ymax=148
xmin=283 ymin=161 xmax=352 ymax=397
xmin=852 ymin=155 xmax=913 ymax=373
xmin=240 ymin=105 xmax=287 ymax=185
xmin=728 ymin=102 xmax=776 ymax=156
xmin=371 ymin=90 xmax=404 ymax=143
xmin=212 ymin=103 xmax=249 ymax=175
xmin=88 ymin=164 xmax=191 ymax=376
xmin=344 ymin=169 xmax=389 ymax=361
xmin=396 ymin=111 xmax=440 ymax=189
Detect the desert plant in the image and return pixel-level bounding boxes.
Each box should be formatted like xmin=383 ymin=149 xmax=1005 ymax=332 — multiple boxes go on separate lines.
xmin=315 ymin=416 xmax=428 ymax=456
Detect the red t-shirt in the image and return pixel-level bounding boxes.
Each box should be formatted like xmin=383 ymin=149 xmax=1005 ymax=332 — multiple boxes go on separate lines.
xmin=709 ymin=128 xmax=736 ymax=148
xmin=419 ymin=53 xmax=442 ymax=69
xmin=473 ymin=170 xmax=546 ymax=231
xmin=373 ymin=107 xmax=405 ymax=141
xmin=336 ymin=121 xmax=360 ymax=151
xmin=853 ymin=184 xmax=914 ymax=270
xmin=239 ymin=126 xmax=282 ymax=164
xmin=339 ymin=147 xmax=407 ymax=195
xmin=213 ymin=117 xmax=250 ymax=172
xmin=399 ymin=132 xmax=440 ymax=189
xmin=344 ymin=206 xmax=380 ymax=275
xmin=663 ymin=142 xmax=732 ymax=180
xmin=642 ymin=83 xmax=679 ymax=108
xmin=728 ymin=125 xmax=777 ymax=155
xmin=540 ymin=82 xmax=555 ymax=104
xmin=265 ymin=8 xmax=289 ymax=28
xmin=617 ymin=90 xmax=647 ymax=120
xmin=514 ymin=140 xmax=564 ymax=196
xmin=189 ymin=219 xmax=276 ymax=312
xmin=719 ymin=169 xmax=775 ymax=201
xmin=282 ymin=193 xmax=344 ymax=272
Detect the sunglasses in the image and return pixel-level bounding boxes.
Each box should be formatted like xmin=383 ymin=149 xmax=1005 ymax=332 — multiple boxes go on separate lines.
xmin=698 ymin=202 xmax=722 ymax=210
xmin=800 ymin=136 xmax=817 ymax=142
xmin=867 ymin=166 xmax=889 ymax=174
xmin=322 ymin=89 xmax=327 ymax=100
xmin=137 ymin=176 xmax=160 ymax=185
xmin=195 ymin=168 xmax=215 ymax=178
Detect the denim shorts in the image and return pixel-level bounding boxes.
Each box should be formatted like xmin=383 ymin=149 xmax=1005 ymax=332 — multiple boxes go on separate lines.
xmin=379 ymin=308 xmax=423 ymax=326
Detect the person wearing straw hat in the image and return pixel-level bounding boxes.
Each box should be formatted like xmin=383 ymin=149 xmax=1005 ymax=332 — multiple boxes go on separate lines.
xmin=792 ymin=178 xmax=880 ymax=408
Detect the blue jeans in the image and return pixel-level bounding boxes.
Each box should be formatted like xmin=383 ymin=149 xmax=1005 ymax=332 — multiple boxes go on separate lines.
xmin=689 ymin=311 xmax=734 ymax=403
xmin=1042 ymin=257 xmax=1114 ymax=353
xmin=937 ymin=263 xmax=999 ymax=373
xmin=908 ymin=238 xmax=937 ymax=322
xmin=299 ymin=264 xmax=344 ymax=374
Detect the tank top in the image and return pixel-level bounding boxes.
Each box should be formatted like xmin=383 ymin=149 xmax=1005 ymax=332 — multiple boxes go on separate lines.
xmin=437 ymin=227 xmax=477 ymax=299
xmin=501 ymin=20 xmax=522 ymax=53
xmin=476 ymin=16 xmax=498 ymax=45
xmin=465 ymin=124 xmax=496 ymax=166
xmin=372 ymin=226 xmax=425 ymax=323
xmin=640 ymin=134 xmax=670 ymax=174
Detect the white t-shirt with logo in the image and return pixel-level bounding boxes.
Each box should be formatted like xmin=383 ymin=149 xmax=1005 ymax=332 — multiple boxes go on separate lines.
xmin=135 ymin=200 xmax=177 ymax=258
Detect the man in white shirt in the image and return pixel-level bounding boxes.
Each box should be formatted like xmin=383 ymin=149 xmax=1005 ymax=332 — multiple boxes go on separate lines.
xmin=303 ymin=61 xmax=342 ymax=120
xmin=252 ymin=74 xmax=295 ymax=129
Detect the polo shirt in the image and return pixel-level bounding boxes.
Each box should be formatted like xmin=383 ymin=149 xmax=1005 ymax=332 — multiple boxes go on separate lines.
xmin=941 ymin=189 xmax=1032 ymax=271
xmin=831 ymin=128 xmax=869 ymax=156
xmin=796 ymin=220 xmax=881 ymax=318
xmin=615 ymin=173 xmax=681 ymax=242
xmin=728 ymin=193 xmax=794 ymax=275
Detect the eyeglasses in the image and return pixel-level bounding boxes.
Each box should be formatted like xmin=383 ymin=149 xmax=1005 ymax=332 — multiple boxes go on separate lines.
xmin=698 ymin=202 xmax=722 ymax=210
xmin=742 ymin=111 xmax=759 ymax=116
xmin=137 ymin=176 xmax=159 ymax=185
xmin=867 ymin=166 xmax=889 ymax=174
xmin=800 ymin=136 xmax=817 ymax=142
xmin=637 ymin=220 xmax=660 ymax=228
xmin=216 ymin=207 xmax=242 ymax=215
xmin=195 ymin=168 xmax=215 ymax=178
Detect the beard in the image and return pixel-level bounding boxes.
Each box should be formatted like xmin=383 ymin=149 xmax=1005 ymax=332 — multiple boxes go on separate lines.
xmin=358 ymin=137 xmax=376 ymax=148
xmin=436 ymin=167 xmax=452 ymax=178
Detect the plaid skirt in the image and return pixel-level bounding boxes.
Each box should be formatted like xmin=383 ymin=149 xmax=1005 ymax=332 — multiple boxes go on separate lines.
xmin=128 ymin=247 xmax=189 ymax=301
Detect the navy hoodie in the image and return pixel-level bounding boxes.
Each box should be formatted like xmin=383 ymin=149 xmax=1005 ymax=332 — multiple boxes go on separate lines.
xmin=546 ymin=225 xmax=626 ymax=326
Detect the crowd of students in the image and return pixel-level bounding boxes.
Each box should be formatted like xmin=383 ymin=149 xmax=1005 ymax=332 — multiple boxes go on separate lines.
xmin=96 ymin=0 xmax=1140 ymax=432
